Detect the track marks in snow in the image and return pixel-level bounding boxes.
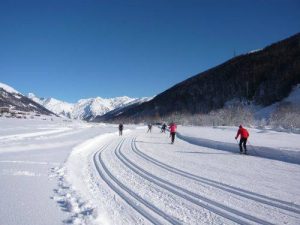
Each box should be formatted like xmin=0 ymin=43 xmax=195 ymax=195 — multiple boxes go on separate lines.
xmin=1 ymin=169 xmax=42 ymax=177
xmin=51 ymin=167 xmax=95 ymax=225
xmin=132 ymin=137 xmax=300 ymax=215
xmin=0 ymin=127 xmax=72 ymax=141
xmin=0 ymin=160 xmax=59 ymax=166
xmin=65 ymin=130 xmax=300 ymax=225
xmin=93 ymin=136 xmax=274 ymax=224
xmin=93 ymin=139 xmax=180 ymax=225
xmin=116 ymin=137 xmax=275 ymax=225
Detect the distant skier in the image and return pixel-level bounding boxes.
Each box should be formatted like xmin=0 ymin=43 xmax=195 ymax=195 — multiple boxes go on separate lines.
xmin=169 ymin=122 xmax=177 ymax=144
xmin=119 ymin=123 xmax=123 ymax=136
xmin=235 ymin=125 xmax=249 ymax=154
xmin=147 ymin=124 xmax=152 ymax=133
xmin=161 ymin=123 xmax=167 ymax=133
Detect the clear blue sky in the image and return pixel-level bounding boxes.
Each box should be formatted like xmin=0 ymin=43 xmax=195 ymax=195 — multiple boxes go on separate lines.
xmin=0 ymin=0 xmax=299 ymax=102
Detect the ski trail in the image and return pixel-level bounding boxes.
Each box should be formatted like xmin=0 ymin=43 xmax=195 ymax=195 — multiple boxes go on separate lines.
xmin=177 ymin=133 xmax=300 ymax=165
xmin=93 ymin=138 xmax=180 ymax=225
xmin=132 ymin=137 xmax=300 ymax=214
xmin=0 ymin=127 xmax=71 ymax=141
xmin=0 ymin=160 xmax=59 ymax=166
xmin=115 ymin=136 xmax=274 ymax=225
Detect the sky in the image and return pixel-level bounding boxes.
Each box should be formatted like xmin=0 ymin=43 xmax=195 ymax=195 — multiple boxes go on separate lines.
xmin=0 ymin=0 xmax=299 ymax=103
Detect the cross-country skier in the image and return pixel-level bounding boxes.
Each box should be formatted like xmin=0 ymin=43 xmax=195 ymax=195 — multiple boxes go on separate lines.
xmin=235 ymin=125 xmax=249 ymax=154
xmin=119 ymin=123 xmax=123 ymax=136
xmin=147 ymin=124 xmax=152 ymax=133
xmin=161 ymin=123 xmax=167 ymax=133
xmin=169 ymin=122 xmax=177 ymax=144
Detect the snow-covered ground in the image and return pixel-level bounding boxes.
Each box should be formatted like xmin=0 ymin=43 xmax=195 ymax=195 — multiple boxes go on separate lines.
xmin=1 ymin=119 xmax=300 ymax=225
xmin=0 ymin=117 xmax=117 ymax=225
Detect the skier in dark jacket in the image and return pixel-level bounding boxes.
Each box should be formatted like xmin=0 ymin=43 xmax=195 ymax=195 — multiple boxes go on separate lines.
xmin=235 ymin=125 xmax=249 ymax=154
xmin=147 ymin=124 xmax=152 ymax=133
xmin=161 ymin=123 xmax=167 ymax=133
xmin=119 ymin=123 xmax=123 ymax=136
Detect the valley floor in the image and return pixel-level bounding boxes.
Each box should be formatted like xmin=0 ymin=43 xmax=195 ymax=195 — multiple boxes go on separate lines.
xmin=0 ymin=118 xmax=299 ymax=225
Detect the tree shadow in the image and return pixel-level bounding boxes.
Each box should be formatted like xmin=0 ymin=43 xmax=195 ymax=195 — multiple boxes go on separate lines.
xmin=176 ymin=151 xmax=232 ymax=155
xmin=136 ymin=140 xmax=170 ymax=145
xmin=177 ymin=133 xmax=300 ymax=165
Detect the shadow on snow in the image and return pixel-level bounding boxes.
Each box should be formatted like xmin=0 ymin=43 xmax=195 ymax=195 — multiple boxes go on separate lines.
xmin=177 ymin=133 xmax=300 ymax=165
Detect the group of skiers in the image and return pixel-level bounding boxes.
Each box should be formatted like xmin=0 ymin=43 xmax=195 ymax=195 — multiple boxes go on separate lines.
xmin=118 ymin=122 xmax=249 ymax=153
xmin=148 ymin=122 xmax=177 ymax=144
xmin=118 ymin=122 xmax=178 ymax=144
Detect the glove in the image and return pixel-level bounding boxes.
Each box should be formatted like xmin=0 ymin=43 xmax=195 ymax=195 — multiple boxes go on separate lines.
xmin=235 ymin=137 xmax=237 ymax=140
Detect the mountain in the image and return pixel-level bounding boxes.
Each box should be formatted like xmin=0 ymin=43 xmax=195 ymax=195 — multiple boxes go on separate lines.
xmin=28 ymin=94 xmax=150 ymax=120
xmin=71 ymin=96 xmax=139 ymax=120
xmin=93 ymin=97 xmax=153 ymax=122
xmin=0 ymin=83 xmax=55 ymax=116
xmin=28 ymin=93 xmax=74 ymax=118
xmin=96 ymin=32 xmax=300 ymax=123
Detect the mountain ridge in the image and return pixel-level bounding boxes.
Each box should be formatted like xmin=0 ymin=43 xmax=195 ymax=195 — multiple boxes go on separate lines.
xmin=28 ymin=93 xmax=151 ymax=120
xmin=94 ymin=32 xmax=300 ymax=123
xmin=0 ymin=83 xmax=56 ymax=116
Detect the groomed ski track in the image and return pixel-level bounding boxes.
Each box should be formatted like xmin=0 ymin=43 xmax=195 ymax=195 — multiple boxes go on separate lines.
xmin=82 ymin=128 xmax=300 ymax=224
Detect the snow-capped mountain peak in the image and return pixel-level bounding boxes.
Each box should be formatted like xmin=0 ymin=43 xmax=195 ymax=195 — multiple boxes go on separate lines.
xmin=27 ymin=93 xmax=74 ymax=118
xmin=70 ymin=96 xmax=140 ymax=120
xmin=0 ymin=82 xmax=21 ymax=94
xmin=0 ymin=83 xmax=55 ymax=116
xmin=28 ymin=94 xmax=149 ymax=120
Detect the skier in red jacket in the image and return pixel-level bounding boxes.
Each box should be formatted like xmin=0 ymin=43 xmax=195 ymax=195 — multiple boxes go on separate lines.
xmin=169 ymin=122 xmax=177 ymax=144
xmin=235 ymin=125 xmax=249 ymax=154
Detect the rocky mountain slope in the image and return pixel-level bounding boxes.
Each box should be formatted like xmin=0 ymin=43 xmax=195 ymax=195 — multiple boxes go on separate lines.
xmin=0 ymin=83 xmax=55 ymax=116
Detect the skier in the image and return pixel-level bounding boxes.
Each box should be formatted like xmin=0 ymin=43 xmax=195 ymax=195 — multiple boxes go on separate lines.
xmin=147 ymin=124 xmax=152 ymax=133
xmin=161 ymin=123 xmax=167 ymax=133
xmin=169 ymin=122 xmax=177 ymax=144
xmin=235 ymin=125 xmax=249 ymax=154
xmin=119 ymin=123 xmax=123 ymax=136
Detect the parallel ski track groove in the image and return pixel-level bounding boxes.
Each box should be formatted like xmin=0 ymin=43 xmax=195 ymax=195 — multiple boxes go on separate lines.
xmin=93 ymin=138 xmax=179 ymax=225
xmin=115 ymin=137 xmax=276 ymax=225
xmin=132 ymin=136 xmax=300 ymax=214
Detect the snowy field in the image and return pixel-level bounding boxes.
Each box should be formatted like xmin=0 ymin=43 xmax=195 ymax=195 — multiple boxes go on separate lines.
xmin=0 ymin=118 xmax=300 ymax=225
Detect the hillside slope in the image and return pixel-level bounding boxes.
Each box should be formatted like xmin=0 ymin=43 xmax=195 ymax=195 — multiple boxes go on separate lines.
xmin=97 ymin=33 xmax=300 ymax=123
xmin=0 ymin=83 xmax=55 ymax=116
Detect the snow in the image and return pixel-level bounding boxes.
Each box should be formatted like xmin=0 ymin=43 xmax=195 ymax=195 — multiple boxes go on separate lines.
xmin=247 ymin=49 xmax=262 ymax=54
xmin=28 ymin=93 xmax=74 ymax=118
xmin=28 ymin=93 xmax=150 ymax=120
xmin=255 ymin=83 xmax=300 ymax=119
xmin=1 ymin=119 xmax=300 ymax=225
xmin=0 ymin=82 xmax=20 ymax=94
xmin=70 ymin=96 xmax=142 ymax=120
xmin=285 ymin=84 xmax=300 ymax=104
xmin=0 ymin=117 xmax=117 ymax=225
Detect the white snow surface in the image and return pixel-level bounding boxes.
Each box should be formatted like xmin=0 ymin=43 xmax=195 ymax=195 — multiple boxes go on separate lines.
xmin=255 ymin=84 xmax=300 ymax=119
xmin=1 ymin=118 xmax=299 ymax=225
xmin=0 ymin=82 xmax=20 ymax=94
xmin=285 ymin=84 xmax=300 ymax=104
xmin=247 ymin=49 xmax=262 ymax=54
